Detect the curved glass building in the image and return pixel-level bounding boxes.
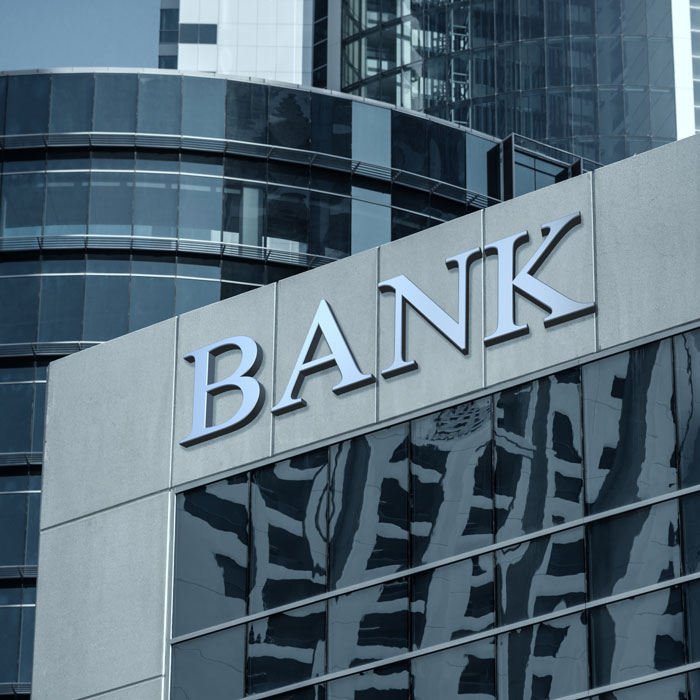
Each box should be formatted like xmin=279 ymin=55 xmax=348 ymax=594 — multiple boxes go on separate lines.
xmin=0 ymin=68 xmax=589 ymax=696
xmin=315 ymin=0 xmax=691 ymax=163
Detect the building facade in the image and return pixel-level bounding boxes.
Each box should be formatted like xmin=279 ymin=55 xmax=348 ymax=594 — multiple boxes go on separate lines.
xmin=33 ymin=135 xmax=700 ymax=699
xmin=0 ymin=68 xmax=587 ymax=697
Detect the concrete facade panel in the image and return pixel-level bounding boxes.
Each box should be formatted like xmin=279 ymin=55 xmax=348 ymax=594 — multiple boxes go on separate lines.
xmin=377 ymin=214 xmax=484 ymax=422
xmin=32 ymin=494 xmax=170 ymax=700
xmin=41 ymin=319 xmax=176 ymax=528
xmin=595 ymin=137 xmax=700 ymax=350
xmin=172 ymin=284 xmax=275 ymax=488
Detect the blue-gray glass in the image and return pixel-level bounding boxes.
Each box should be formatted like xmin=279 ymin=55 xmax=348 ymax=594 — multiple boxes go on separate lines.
xmin=30 ymin=385 xmax=45 ymax=454
xmin=309 ymin=192 xmax=350 ymax=258
xmin=495 ymin=369 xmax=583 ymax=541
xmin=412 ymin=554 xmax=494 ymax=650
xmin=0 ymin=76 xmax=5 ymax=136
xmin=0 ymin=607 xmax=20 ymax=682
xmin=180 ymin=153 xmax=223 ymax=176
xmin=268 ymin=161 xmax=309 ymax=188
xmin=311 ymin=93 xmax=351 ymax=157
xmin=221 ymin=260 xmax=264 ymax=285
xmin=392 ymin=111 xmax=427 ymax=175
xmin=171 ymin=625 xmax=245 ymax=700
xmin=93 ymin=74 xmax=137 ymax=133
xmin=0 ymin=494 xmax=27 ymax=564
xmin=674 ymin=330 xmax=700 ymax=488
xmin=269 ymin=87 xmax=310 ymax=150
xmin=137 ymin=74 xmax=181 ymax=135
xmin=38 ymin=276 xmax=84 ymax=342
xmin=497 ymin=527 xmax=585 ymax=626
xmin=466 ymin=134 xmax=497 ymax=197
xmin=18 ymin=605 xmax=34 ymax=683
xmin=412 ymin=639 xmax=495 ymax=699
xmin=46 ymin=150 xmax=90 ymax=171
xmin=649 ymin=37 xmax=675 ymax=87
xmin=0 ymin=583 xmax=22 ymax=604
xmin=497 ymin=612 xmax=588 ymax=700
xmin=247 ymin=602 xmax=326 ymax=693
xmin=391 ymin=210 xmax=432 ymax=241
xmin=133 ymin=172 xmax=178 ymax=238
xmin=5 ymin=75 xmax=49 ymax=135
xmin=590 ymin=586 xmax=684 ymax=687
xmin=250 ymin=449 xmax=327 ymax=614
xmin=92 ymin=149 xmax=134 ymax=171
xmin=650 ymin=88 xmax=675 ymax=139
xmin=592 ymin=673 xmax=688 ymax=699
xmin=178 ymin=255 xmax=220 ymax=279
xmin=128 ymin=276 xmax=174 ymax=332
xmin=88 ymin=172 xmax=133 ymax=235
xmin=683 ymin=492 xmax=700 ymax=575
xmin=226 ymin=81 xmax=268 ymax=143
xmin=173 ymin=475 xmax=248 ymax=638
xmin=328 ymin=580 xmax=408 ymax=672
xmin=588 ymin=500 xmax=680 ymax=601
xmin=266 ymin=186 xmax=309 ymax=252
xmin=329 ymin=424 xmax=409 ymax=589
xmin=327 ymin=661 xmax=409 ymax=700
xmin=182 ymin=76 xmax=225 ymax=138
xmin=222 ymin=181 xmax=265 ymax=246
xmin=686 ymin=579 xmax=700 ymax=663
xmin=0 ymin=173 xmax=44 ymax=237
xmin=132 ymin=253 xmax=174 ymax=276
xmin=179 ymin=175 xmax=222 ymax=241
xmin=0 ymin=385 xmax=32 ymax=453
xmin=175 ymin=279 xmax=220 ymax=316
xmin=83 ymin=276 xmax=129 ymax=341
xmin=49 ymin=74 xmax=93 ymax=133
xmin=0 ymin=278 xmax=39 ymax=343
xmin=136 ymin=149 xmax=179 ymax=172
xmin=411 ymin=397 xmax=492 ymax=565
xmin=428 ymin=122 xmax=465 ymax=187
xmin=583 ymin=340 xmax=677 ymax=515
xmin=44 ymin=172 xmax=89 ymax=236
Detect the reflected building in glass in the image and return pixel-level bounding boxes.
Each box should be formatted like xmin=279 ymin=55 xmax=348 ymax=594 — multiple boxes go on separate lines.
xmin=0 ymin=68 xmax=588 ymax=697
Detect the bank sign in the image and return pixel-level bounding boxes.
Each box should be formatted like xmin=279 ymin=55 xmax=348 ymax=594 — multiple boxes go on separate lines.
xmin=181 ymin=212 xmax=595 ymax=447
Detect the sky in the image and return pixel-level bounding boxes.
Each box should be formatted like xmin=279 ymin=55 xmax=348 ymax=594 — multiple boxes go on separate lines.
xmin=0 ymin=0 xmax=160 ymax=72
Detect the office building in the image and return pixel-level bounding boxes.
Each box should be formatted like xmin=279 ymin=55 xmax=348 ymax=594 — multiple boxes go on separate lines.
xmin=0 ymin=67 xmax=587 ymax=697
xmin=33 ymin=135 xmax=700 ymax=699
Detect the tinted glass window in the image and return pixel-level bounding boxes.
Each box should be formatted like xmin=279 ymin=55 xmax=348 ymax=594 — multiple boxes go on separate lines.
xmin=226 ymin=81 xmax=268 ymax=143
xmin=38 ymin=275 xmax=85 ymax=341
xmin=83 ymin=276 xmax=129 ymax=341
xmin=182 ymin=76 xmax=225 ymax=138
xmin=179 ymin=176 xmax=222 ymax=241
xmin=49 ymin=73 xmax=93 ymax=133
xmin=0 ymin=494 xmax=27 ymax=565
xmin=309 ymin=192 xmax=350 ymax=258
xmin=311 ymin=93 xmax=351 ymax=157
xmin=327 ymin=662 xmax=409 ymax=699
xmin=0 ymin=76 xmax=6 ymax=136
xmin=0 ymin=173 xmax=44 ymax=237
xmin=44 ymin=172 xmax=89 ymax=236
xmin=5 ymin=75 xmax=50 ymax=135
xmin=93 ymin=73 xmax=137 ymax=133
xmin=351 ymin=194 xmax=391 ymax=254
xmin=249 ymin=450 xmax=328 ymax=614
xmin=0 ymin=607 xmax=20 ymax=682
xmin=0 ymin=278 xmax=38 ymax=343
xmin=429 ymin=122 xmax=465 ymax=187
xmin=133 ymin=173 xmax=178 ymax=238
xmin=88 ymin=172 xmax=133 ymax=235
xmin=137 ymin=74 xmax=181 ymax=135
xmin=222 ymin=182 xmax=265 ymax=246
xmin=128 ymin=276 xmax=174 ymax=332
xmin=268 ymin=87 xmax=311 ymax=150
xmin=0 ymin=385 xmax=32 ymax=453
xmin=266 ymin=186 xmax=309 ymax=253
xmin=175 ymin=279 xmax=220 ymax=315
xmin=392 ymin=111 xmax=427 ymax=175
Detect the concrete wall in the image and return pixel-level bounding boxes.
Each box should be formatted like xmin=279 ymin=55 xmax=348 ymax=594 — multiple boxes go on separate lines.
xmin=33 ymin=135 xmax=700 ymax=699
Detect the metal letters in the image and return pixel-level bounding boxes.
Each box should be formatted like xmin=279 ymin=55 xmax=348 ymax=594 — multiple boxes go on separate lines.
xmin=379 ymin=248 xmax=481 ymax=378
xmin=484 ymin=212 xmax=596 ymax=345
xmin=270 ymin=299 xmax=375 ymax=416
xmin=180 ymin=335 xmax=264 ymax=446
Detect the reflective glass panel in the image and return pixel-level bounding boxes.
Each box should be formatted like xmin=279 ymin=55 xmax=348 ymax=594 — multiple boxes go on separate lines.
xmin=495 ymin=369 xmax=583 ymax=540
xmin=171 ymin=626 xmax=245 ymax=700
xmin=128 ymin=276 xmax=175 ymax=332
xmin=174 ymin=475 xmax=248 ymax=637
xmin=88 ymin=172 xmax=133 ymax=235
xmin=49 ymin=74 xmax=93 ymax=133
xmin=225 ymin=81 xmax=268 ymax=143
xmin=329 ymin=580 xmax=408 ymax=671
xmin=674 ymin=330 xmax=700 ymax=487
xmin=497 ymin=612 xmax=588 ymax=700
xmin=0 ymin=278 xmax=39 ymax=343
xmin=24 ymin=493 xmax=39 ymax=564
xmin=412 ymin=555 xmax=494 ymax=649
xmin=0 ymin=384 xmax=32 ymax=453
xmin=0 ymin=76 xmax=5 ymax=135
xmin=0 ymin=607 xmax=20 ymax=682
xmin=94 ymin=74 xmax=137 ymax=132
xmin=329 ymin=424 xmax=409 ymax=588
xmin=351 ymin=195 xmax=390 ymax=254
xmin=583 ymin=339 xmax=677 ymax=514
xmin=591 ymin=673 xmax=688 ymax=699
xmin=411 ymin=397 xmax=492 ymax=565
xmin=179 ymin=176 xmax=222 ymax=241
xmin=44 ymin=172 xmax=89 ymax=236
xmin=250 ymin=449 xmax=327 ymax=613
xmin=0 ymin=173 xmax=44 ymax=237
xmin=137 ymin=74 xmax=181 ymax=135
xmin=588 ymin=500 xmax=680 ymax=600
xmin=497 ymin=527 xmax=585 ymax=625
xmin=327 ymin=661 xmax=409 ymax=700
xmin=182 ymin=76 xmax=225 ymax=138
xmin=392 ymin=111 xmax=427 ymax=175
xmin=222 ymin=182 xmax=265 ymax=246
xmin=5 ymin=75 xmax=50 ymax=135
xmin=266 ymin=186 xmax=308 ymax=253
xmin=311 ymin=93 xmax=351 ymax=157
xmin=268 ymin=87 xmax=310 ymax=150
xmin=133 ymin=172 xmax=178 ymax=238
xmin=309 ymin=192 xmax=350 ymax=258
xmin=247 ymin=602 xmax=326 ymax=693
xmin=83 ymin=276 xmax=129 ymax=341
xmin=0 ymin=494 xmax=26 ymax=565
xmin=18 ymin=606 xmax=34 ymax=683
xmin=175 ymin=279 xmax=222 ymax=316
xmin=412 ymin=639 xmax=495 ymax=700
xmin=590 ymin=586 xmax=684 ymax=686
xmin=38 ymin=275 xmax=84 ymax=341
